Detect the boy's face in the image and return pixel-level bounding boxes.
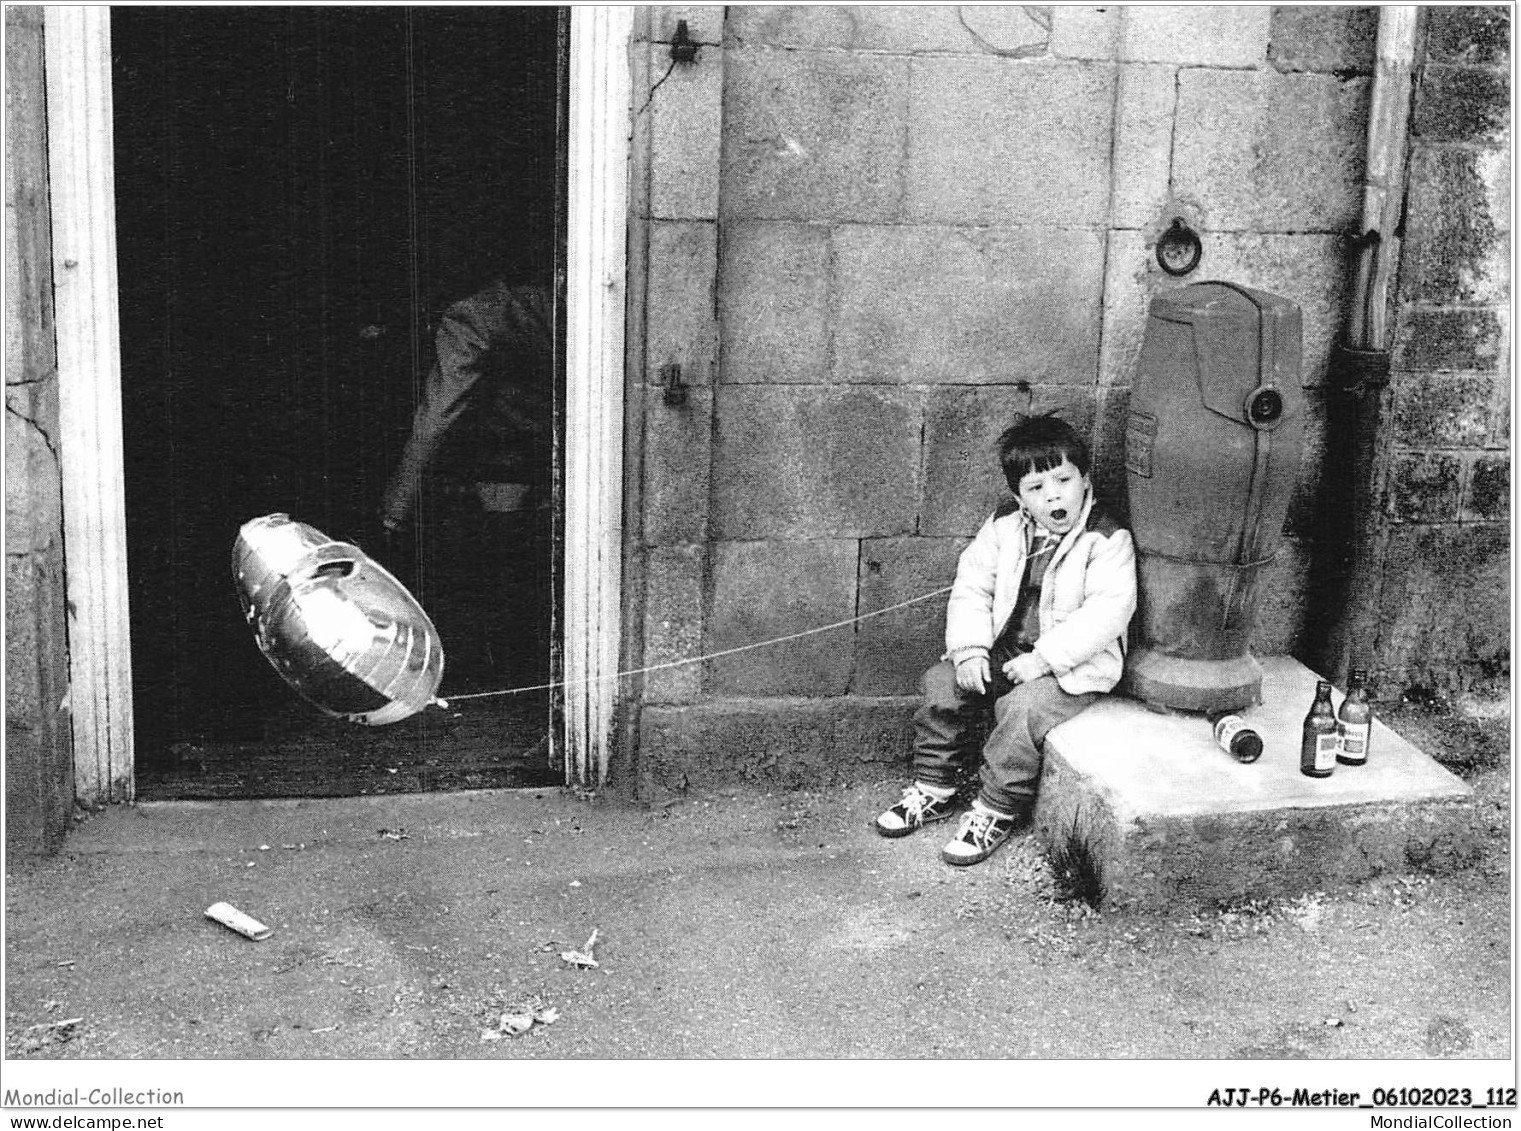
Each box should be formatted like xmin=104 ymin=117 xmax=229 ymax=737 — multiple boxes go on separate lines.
xmin=1016 ymin=456 xmax=1089 ymax=537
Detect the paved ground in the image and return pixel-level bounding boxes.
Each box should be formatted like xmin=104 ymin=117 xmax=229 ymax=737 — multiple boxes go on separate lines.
xmin=2 ymin=698 xmax=1512 ymax=1108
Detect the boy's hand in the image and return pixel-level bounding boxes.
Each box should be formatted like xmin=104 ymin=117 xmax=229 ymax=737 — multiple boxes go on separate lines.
xmin=955 ymin=656 xmax=990 ymax=694
xmin=1002 ymin=651 xmax=1051 ymax=686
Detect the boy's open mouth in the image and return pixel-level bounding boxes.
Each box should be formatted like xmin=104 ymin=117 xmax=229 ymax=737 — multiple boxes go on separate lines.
xmin=1050 ymin=508 xmax=1068 ymax=522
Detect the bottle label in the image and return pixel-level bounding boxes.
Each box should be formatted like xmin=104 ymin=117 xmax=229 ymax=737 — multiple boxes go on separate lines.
xmin=1338 ymin=722 xmax=1370 ymax=761
xmin=1315 ymin=733 xmax=1338 ymax=772
xmin=1214 ymin=716 xmax=1247 ymax=748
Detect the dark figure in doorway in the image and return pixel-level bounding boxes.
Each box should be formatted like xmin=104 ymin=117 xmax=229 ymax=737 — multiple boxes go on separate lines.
xmin=379 ymin=278 xmax=554 ymax=533
xmin=376 ymin=277 xmax=555 ymax=691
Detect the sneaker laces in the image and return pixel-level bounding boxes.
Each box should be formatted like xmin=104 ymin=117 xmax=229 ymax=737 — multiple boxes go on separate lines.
xmin=956 ymin=807 xmax=1006 ymax=847
xmin=898 ymin=785 xmax=941 ymax=826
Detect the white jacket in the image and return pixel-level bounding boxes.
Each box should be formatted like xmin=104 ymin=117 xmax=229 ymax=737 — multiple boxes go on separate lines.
xmin=944 ymin=488 xmax=1137 ymax=696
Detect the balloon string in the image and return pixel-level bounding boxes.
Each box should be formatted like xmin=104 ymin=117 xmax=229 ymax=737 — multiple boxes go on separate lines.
xmin=437 ymin=585 xmax=954 ymax=706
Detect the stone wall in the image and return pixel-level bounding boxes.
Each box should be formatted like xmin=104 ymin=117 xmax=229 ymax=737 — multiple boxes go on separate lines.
xmin=5 ymin=6 xmax=75 ymax=852
xmin=1373 ymin=5 xmax=1510 ymax=696
xmin=629 ymin=5 xmax=1425 ymax=793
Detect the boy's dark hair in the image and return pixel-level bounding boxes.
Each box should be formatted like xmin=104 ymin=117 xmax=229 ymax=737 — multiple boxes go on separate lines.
xmin=997 ymin=414 xmax=1090 ymax=491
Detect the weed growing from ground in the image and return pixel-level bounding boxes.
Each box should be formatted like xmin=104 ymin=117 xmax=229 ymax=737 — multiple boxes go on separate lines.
xmin=1045 ymin=810 xmax=1105 ymax=909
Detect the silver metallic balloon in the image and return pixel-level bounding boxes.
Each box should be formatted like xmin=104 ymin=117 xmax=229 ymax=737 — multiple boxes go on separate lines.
xmin=232 ymin=514 xmax=445 ymax=725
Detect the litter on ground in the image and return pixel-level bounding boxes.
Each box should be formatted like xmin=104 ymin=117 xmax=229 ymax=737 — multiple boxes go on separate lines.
xmin=204 ymin=901 xmax=274 ymax=941
xmin=481 ymin=1001 xmax=559 ymax=1041
xmin=559 ymin=928 xmax=600 ymax=969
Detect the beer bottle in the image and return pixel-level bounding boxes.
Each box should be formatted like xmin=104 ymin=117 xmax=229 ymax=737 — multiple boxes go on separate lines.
xmin=1206 ymin=709 xmax=1263 ymax=763
xmin=1300 ymin=680 xmax=1337 ymax=778
xmin=1336 ymin=669 xmax=1373 ymax=766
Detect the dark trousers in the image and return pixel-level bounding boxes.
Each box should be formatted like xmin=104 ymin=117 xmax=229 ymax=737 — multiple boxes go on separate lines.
xmin=911 ymin=660 xmax=1100 ymax=814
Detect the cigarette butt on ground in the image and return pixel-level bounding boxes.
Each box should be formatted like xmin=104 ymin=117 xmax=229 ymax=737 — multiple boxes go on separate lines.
xmin=204 ymin=901 xmax=273 ymax=941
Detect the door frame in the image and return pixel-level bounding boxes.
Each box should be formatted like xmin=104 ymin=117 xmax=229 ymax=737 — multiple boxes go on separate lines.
xmin=45 ymin=6 xmax=632 ymax=801
xmin=562 ymin=6 xmax=633 ymax=786
xmin=44 ymin=6 xmax=133 ymax=805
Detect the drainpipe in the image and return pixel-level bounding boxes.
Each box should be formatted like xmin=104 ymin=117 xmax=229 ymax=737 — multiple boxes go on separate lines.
xmin=1323 ymin=6 xmax=1419 ymax=686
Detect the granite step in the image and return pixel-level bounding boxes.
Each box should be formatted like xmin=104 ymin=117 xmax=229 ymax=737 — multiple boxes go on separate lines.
xmin=1036 ymin=655 xmax=1476 ymax=911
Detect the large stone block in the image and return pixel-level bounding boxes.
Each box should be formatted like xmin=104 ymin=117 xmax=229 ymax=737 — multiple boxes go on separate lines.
xmin=1110 ymin=65 xmax=1177 ymax=227
xmin=1414 ymin=65 xmax=1510 ymax=146
xmin=1392 ymin=374 xmax=1496 ymax=449
xmin=852 ymin=537 xmax=966 ymax=696
xmin=1119 ymin=6 xmax=1270 ymax=66
xmin=944 ymin=6 xmax=1057 ymax=54
xmin=725 ymin=5 xmax=1050 ymax=55
xmin=636 ymin=695 xmax=917 ymax=796
xmin=5 ymin=8 xmax=55 ymax=384
xmin=833 ymin=226 xmax=1104 ymax=385
xmin=1250 ymin=534 xmax=1312 ymax=656
xmin=1090 ymin=385 xmax=1132 ymax=519
xmin=710 ymin=386 xmax=921 ymax=539
xmin=1036 ymin=656 xmax=1475 ymax=912
xmin=1284 ymin=388 xmax=1327 ymax=538
xmin=1050 ymin=7 xmax=1122 ymax=61
xmin=921 ymin=384 xmax=1094 ymax=537
xmin=1490 ymin=370 xmax=1512 ymax=447
xmin=4 ymin=392 xmax=61 ymax=554
xmin=906 ymin=59 xmax=1115 ymax=226
xmin=717 ymin=220 xmax=830 ymax=384
xmin=641 ymin=384 xmax=711 ymax=547
xmin=1267 ymin=6 xmax=1377 ymax=74
xmin=1462 ymin=454 xmax=1510 ymax=523
xmin=5 ymin=552 xmax=72 ymax=855
xmin=726 ymin=5 xmax=924 ymax=50
xmin=640 ymin=544 xmax=706 ymax=704
xmin=1424 ymin=5 xmax=1511 ymax=66
xmin=1097 ymin=230 xmax=1190 ymax=390
xmin=703 ymin=539 xmax=860 ymax=697
xmin=1404 ymin=148 xmax=1510 ymax=305
xmin=720 ymin=49 xmax=907 ymax=222
xmin=648 ymin=46 xmax=724 ymax=221
xmin=1374 ymin=523 xmax=1509 ymax=688
xmin=6 ymin=554 xmax=45 ymax=722
xmin=1384 ymin=452 xmax=1466 ymax=523
xmin=1173 ymin=70 xmax=1369 ymax=232
xmin=1395 ymin=308 xmax=1506 ymax=372
xmin=1098 ymin=231 xmax=1345 ymax=391
xmin=645 ymin=220 xmax=719 ymax=385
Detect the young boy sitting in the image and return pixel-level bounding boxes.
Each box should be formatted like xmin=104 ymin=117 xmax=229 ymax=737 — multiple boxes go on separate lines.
xmin=876 ymin=414 xmax=1137 ymax=866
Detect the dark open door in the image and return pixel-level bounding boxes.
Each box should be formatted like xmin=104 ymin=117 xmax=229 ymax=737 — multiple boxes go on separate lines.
xmin=112 ymin=7 xmax=567 ymax=798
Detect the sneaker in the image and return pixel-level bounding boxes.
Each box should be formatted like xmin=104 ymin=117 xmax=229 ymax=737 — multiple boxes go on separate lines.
xmin=874 ymin=783 xmax=957 ymax=838
xmin=940 ymin=805 xmax=1020 ymax=866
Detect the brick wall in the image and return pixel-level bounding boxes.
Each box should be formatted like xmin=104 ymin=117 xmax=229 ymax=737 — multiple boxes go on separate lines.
xmin=1373 ymin=5 xmax=1510 ymax=695
xmin=627 ymin=6 xmax=1505 ymax=790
